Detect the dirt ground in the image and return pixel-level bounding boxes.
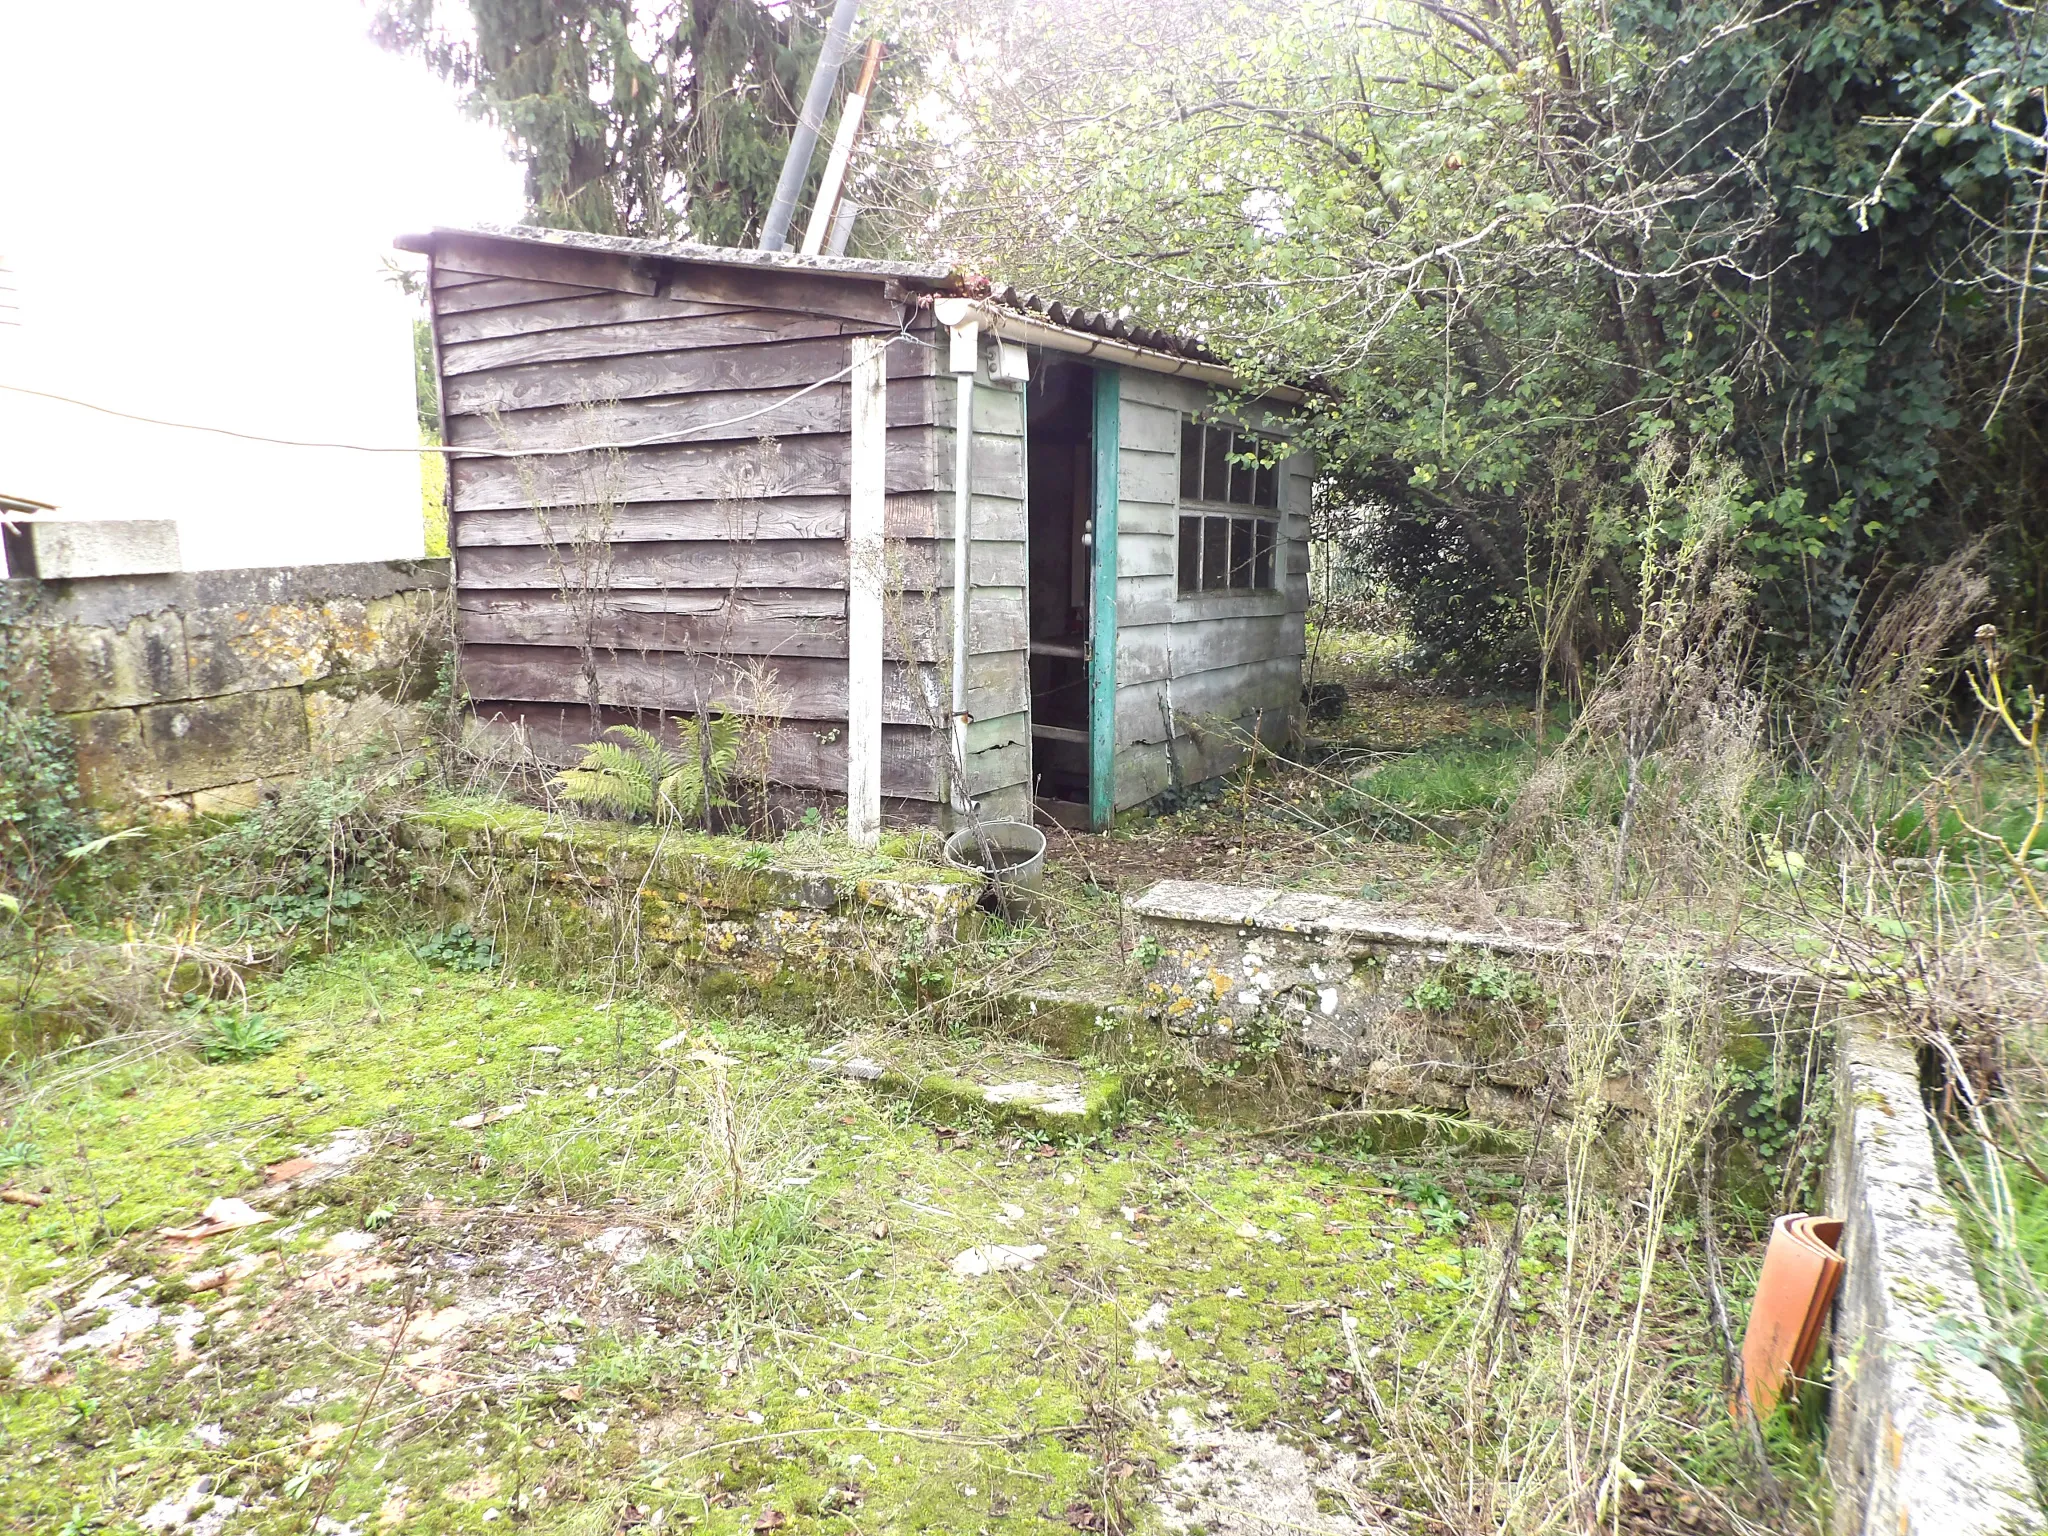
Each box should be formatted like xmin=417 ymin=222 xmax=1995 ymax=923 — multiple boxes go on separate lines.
xmin=1043 ymin=670 xmax=1531 ymax=910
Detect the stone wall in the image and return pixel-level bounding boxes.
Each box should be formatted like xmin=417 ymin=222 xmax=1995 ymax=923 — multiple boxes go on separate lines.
xmin=1128 ymin=878 xmax=2048 ymax=1531
xmin=1124 ymin=879 xmax=1814 ymax=1125
xmin=403 ymin=798 xmax=982 ymax=982
xmin=16 ymin=558 xmax=450 ymax=816
xmin=1826 ymin=1022 xmax=2046 ymax=1535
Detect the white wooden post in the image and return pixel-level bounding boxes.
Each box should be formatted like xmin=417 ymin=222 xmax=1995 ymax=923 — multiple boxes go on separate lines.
xmin=846 ymin=335 xmax=887 ymax=847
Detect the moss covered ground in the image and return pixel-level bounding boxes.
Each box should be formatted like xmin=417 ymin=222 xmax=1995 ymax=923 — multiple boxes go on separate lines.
xmin=0 ymin=935 xmax=1800 ymax=1534
xmin=0 ymin=719 xmax=1840 ymax=1535
xmin=0 ymin=944 xmax=1513 ymax=1535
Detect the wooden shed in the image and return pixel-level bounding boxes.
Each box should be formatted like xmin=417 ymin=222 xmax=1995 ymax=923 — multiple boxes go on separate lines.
xmin=397 ymin=224 xmax=1313 ymax=834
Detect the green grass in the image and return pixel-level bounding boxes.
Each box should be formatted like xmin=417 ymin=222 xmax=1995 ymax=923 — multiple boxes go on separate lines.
xmin=1955 ymin=1155 xmax=2048 ymax=1494
xmin=685 ymin=1193 xmax=822 ymax=1313
xmin=1326 ymin=728 xmax=1535 ymax=839
xmin=0 ymin=944 xmax=1496 ymax=1534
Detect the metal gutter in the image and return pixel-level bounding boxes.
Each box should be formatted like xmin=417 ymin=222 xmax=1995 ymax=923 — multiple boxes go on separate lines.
xmin=933 ymin=298 xmax=1303 ymax=404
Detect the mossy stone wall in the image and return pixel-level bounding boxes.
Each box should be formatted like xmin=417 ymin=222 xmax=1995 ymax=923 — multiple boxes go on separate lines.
xmin=17 ymin=558 xmax=450 ymax=816
xmin=402 ymin=798 xmax=984 ymax=983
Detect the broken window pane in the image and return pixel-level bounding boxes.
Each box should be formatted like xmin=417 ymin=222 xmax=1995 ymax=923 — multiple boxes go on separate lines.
xmin=1201 ymin=515 xmax=1230 ymax=590
xmin=1228 ymin=434 xmax=1256 ymax=505
xmin=1230 ymin=518 xmax=1255 ymax=586
xmin=1255 ymin=455 xmax=1278 ymax=509
xmin=1178 ymin=515 xmax=1202 ymax=592
xmin=1202 ymin=426 xmax=1229 ymax=505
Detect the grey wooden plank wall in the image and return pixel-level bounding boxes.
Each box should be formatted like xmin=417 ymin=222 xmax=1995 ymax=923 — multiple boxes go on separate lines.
xmin=430 ymin=234 xmax=962 ymax=807
xmin=1109 ymin=371 xmax=1310 ymax=810
xmin=946 ymin=374 xmax=1033 ymax=823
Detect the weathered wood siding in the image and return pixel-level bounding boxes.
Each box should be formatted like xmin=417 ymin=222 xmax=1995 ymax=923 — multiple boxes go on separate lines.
xmin=428 ymin=234 xmax=959 ymax=811
xmin=947 ymin=371 xmax=1033 ymax=822
xmin=425 ymin=230 xmax=1306 ymax=824
xmin=1108 ymin=371 xmax=1309 ymax=810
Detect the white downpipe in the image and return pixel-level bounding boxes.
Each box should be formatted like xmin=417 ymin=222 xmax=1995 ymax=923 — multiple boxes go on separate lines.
xmin=949 ymin=332 xmax=977 ymax=815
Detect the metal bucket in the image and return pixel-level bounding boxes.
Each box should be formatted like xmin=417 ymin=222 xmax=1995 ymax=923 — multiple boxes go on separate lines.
xmin=942 ymin=819 xmax=1047 ymax=898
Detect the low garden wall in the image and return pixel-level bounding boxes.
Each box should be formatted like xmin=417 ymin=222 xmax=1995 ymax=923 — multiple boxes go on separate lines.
xmin=1124 ymin=877 xmax=2048 ymax=1532
xmin=400 ymin=798 xmax=983 ymax=981
xmin=1826 ymin=1021 xmax=2045 ymax=1536
xmin=15 ymin=556 xmax=449 ymax=816
xmin=1124 ymin=879 xmax=1814 ymax=1124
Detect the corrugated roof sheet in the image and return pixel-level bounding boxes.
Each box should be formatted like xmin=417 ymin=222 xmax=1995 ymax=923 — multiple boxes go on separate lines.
xmin=954 ymin=278 xmax=1221 ymax=364
xmin=400 ymin=224 xmax=1220 ymax=364
xmin=406 ymin=221 xmax=956 ymax=283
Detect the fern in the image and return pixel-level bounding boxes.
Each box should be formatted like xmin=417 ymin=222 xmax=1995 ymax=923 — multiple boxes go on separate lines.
xmin=555 ymin=732 xmax=663 ymax=818
xmin=554 ymin=718 xmax=740 ymax=826
xmin=655 ymin=712 xmax=742 ymax=823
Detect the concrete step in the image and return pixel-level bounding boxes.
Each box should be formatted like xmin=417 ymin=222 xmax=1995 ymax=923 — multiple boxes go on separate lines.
xmin=808 ymin=1037 xmax=1124 ymax=1134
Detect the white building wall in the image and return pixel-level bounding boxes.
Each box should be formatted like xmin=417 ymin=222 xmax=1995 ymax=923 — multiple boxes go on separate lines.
xmin=0 ymin=2 xmax=523 ymax=573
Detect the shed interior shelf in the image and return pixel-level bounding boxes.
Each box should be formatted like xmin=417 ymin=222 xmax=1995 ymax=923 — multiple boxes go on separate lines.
xmin=1031 ymin=723 xmax=1089 ymax=745
xmin=1030 ymin=639 xmax=1086 ymax=660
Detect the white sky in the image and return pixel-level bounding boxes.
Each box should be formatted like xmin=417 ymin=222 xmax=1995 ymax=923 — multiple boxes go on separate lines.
xmin=0 ymin=1 xmax=525 ymax=570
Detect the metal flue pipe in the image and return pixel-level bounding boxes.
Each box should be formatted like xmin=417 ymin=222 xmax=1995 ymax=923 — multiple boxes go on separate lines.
xmin=757 ymin=0 xmax=861 ymax=253
xmin=800 ymin=38 xmax=884 ymax=256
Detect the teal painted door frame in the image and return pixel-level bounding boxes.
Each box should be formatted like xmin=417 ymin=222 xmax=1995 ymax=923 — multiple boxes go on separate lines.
xmin=1088 ymin=367 xmax=1120 ymax=830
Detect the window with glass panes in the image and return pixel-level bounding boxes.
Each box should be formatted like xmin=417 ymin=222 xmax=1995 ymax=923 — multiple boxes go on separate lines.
xmin=1177 ymin=419 xmax=1279 ymax=593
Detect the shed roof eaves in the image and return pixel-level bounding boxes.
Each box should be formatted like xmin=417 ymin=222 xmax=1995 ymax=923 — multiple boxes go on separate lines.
xmin=394 ymin=222 xmax=958 ymax=284
xmin=396 ymin=224 xmax=1286 ymax=394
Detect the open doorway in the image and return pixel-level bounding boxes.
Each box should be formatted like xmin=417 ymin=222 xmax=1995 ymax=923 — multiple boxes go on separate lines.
xmin=1024 ymin=356 xmax=1096 ymax=816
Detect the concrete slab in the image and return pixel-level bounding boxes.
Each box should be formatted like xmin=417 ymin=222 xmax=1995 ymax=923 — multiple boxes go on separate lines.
xmin=24 ymin=518 xmax=179 ymax=579
xmin=1827 ymin=1022 xmax=2046 ymax=1535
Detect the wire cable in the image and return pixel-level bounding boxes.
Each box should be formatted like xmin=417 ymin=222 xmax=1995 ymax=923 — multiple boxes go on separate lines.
xmin=0 ymin=346 xmax=883 ymax=459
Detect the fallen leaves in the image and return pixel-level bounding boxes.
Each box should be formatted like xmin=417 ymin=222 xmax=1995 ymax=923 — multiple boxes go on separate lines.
xmin=184 ymin=1254 xmax=271 ymax=1295
xmin=404 ymin=1305 xmax=470 ymax=1345
xmin=450 ymin=1103 xmax=526 ymax=1130
xmin=295 ymin=1233 xmax=398 ymax=1298
xmin=160 ymin=1197 xmax=271 ymax=1242
xmin=949 ymin=1243 xmax=1047 ymax=1277
xmin=0 ymin=1187 xmax=45 ymax=1208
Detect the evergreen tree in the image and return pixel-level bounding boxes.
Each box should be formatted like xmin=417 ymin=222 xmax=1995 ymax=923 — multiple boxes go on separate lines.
xmin=373 ymin=0 xmax=838 ymax=244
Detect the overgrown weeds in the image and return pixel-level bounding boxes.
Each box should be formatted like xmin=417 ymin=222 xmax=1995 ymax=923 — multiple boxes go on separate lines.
xmin=195 ymin=753 xmax=433 ymax=945
xmin=196 ymin=1010 xmax=287 ymax=1063
xmin=1359 ymin=957 xmax=1809 ymax=1531
xmin=1482 ymin=444 xmax=1763 ymax=914
xmin=0 ymin=588 xmax=87 ymax=916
